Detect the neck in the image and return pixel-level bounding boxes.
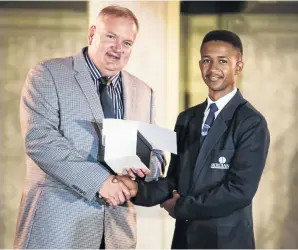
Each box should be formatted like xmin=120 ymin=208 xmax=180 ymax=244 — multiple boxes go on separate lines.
xmin=208 ymin=87 xmax=236 ymax=101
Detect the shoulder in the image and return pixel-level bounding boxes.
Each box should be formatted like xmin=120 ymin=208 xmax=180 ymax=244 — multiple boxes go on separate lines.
xmin=122 ymin=70 xmax=152 ymax=92
xmin=176 ymin=102 xmax=206 ymax=125
xmin=27 ymin=55 xmax=74 ymax=79
xmin=35 ymin=56 xmax=73 ymax=73
xmin=25 ymin=56 xmax=74 ymax=89
xmin=234 ymin=100 xmax=269 ymax=136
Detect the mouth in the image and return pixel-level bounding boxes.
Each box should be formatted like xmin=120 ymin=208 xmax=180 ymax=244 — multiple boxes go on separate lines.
xmin=106 ymin=52 xmax=120 ymax=61
xmin=206 ymin=74 xmax=223 ymax=82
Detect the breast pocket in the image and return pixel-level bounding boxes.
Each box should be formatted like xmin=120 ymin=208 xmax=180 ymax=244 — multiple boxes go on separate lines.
xmin=210 ymin=149 xmax=235 ymax=170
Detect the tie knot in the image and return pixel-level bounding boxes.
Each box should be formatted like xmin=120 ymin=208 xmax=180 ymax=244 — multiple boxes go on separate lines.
xmin=209 ymin=103 xmax=218 ymax=113
xmin=100 ymin=76 xmax=112 ymax=86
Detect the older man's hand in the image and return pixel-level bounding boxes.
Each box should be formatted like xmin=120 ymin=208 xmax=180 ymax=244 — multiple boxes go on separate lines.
xmin=114 ymin=175 xmax=138 ymax=197
xmin=98 ymin=175 xmax=131 ymax=207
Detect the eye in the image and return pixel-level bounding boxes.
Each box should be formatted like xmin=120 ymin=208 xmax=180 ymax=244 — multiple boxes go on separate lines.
xmin=124 ymin=41 xmax=132 ymax=47
xmin=219 ymin=59 xmax=227 ymax=64
xmin=106 ymin=34 xmax=115 ymax=39
xmin=202 ymin=59 xmax=210 ymax=64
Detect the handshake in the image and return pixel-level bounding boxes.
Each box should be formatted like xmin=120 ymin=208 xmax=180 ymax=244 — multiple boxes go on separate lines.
xmin=98 ymin=168 xmax=146 ymax=207
xmin=97 ymin=168 xmax=180 ymax=218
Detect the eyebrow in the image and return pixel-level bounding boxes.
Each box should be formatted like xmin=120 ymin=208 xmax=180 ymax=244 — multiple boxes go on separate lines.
xmin=107 ymin=31 xmax=134 ymax=43
xmin=202 ymin=55 xmax=228 ymax=59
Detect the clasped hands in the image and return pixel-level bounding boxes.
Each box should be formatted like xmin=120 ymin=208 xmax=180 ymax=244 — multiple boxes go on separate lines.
xmin=98 ymin=168 xmax=180 ymax=217
xmin=98 ymin=168 xmax=146 ymax=207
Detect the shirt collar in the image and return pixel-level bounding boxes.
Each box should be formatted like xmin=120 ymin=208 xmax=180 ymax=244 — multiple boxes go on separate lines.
xmin=84 ymin=47 xmax=121 ymax=88
xmin=205 ymin=88 xmax=237 ymax=114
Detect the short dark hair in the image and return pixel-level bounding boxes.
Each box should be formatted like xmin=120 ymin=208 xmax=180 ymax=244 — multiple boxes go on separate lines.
xmin=201 ymin=30 xmax=243 ymax=55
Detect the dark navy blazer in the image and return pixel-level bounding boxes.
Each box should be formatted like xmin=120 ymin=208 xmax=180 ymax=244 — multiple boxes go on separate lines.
xmin=134 ymin=90 xmax=270 ymax=249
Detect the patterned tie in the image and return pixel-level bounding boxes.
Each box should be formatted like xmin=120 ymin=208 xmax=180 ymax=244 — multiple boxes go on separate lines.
xmin=99 ymin=76 xmax=115 ymax=118
xmin=201 ymin=103 xmax=218 ymax=137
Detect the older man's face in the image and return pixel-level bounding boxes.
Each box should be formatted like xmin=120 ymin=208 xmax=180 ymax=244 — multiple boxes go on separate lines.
xmin=88 ymin=15 xmax=138 ymax=76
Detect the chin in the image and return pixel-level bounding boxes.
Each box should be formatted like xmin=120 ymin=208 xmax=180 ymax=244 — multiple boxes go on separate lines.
xmin=206 ymin=81 xmax=223 ymax=90
xmin=105 ymin=64 xmax=121 ymax=72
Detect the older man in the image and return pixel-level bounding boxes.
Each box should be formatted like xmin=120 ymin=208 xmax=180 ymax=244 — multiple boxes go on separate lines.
xmin=15 ymin=5 xmax=163 ymax=249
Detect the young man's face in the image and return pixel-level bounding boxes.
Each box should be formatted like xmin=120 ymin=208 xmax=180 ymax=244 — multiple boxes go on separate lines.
xmin=88 ymin=15 xmax=138 ymax=76
xmin=199 ymin=40 xmax=243 ymax=100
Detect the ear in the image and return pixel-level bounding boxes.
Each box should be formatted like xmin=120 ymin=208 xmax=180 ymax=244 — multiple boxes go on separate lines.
xmin=235 ymin=61 xmax=244 ymax=75
xmin=88 ymin=25 xmax=96 ymax=45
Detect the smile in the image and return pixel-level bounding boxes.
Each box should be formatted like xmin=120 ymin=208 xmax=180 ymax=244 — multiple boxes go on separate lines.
xmin=207 ymin=74 xmax=222 ymax=81
xmin=107 ymin=53 xmax=120 ymax=60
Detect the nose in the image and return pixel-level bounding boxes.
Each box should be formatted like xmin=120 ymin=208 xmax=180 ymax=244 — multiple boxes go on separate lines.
xmin=209 ymin=61 xmax=218 ymax=70
xmin=113 ymin=40 xmax=123 ymax=53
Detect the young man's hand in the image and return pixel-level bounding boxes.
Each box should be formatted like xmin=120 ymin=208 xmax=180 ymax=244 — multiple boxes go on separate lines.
xmin=124 ymin=168 xmax=151 ymax=179
xmin=114 ymin=175 xmax=138 ymax=197
xmin=161 ymin=191 xmax=180 ymax=218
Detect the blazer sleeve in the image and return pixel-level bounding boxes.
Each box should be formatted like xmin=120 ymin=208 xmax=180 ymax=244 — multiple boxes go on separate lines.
xmin=145 ymin=88 xmax=166 ymax=181
xmin=174 ymin=115 xmax=270 ymax=220
xmin=20 ymin=63 xmax=111 ymax=201
xmin=133 ymin=112 xmax=186 ymax=206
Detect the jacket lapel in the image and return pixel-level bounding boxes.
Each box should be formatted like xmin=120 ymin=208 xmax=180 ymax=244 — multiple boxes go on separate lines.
xmin=73 ymin=49 xmax=104 ymax=127
xmin=187 ymin=102 xmax=207 ymax=177
xmin=121 ymin=70 xmax=137 ymax=120
xmin=190 ymin=90 xmax=247 ymax=190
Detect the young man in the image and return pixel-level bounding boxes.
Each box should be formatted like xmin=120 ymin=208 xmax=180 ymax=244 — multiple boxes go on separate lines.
xmin=125 ymin=30 xmax=270 ymax=249
xmin=14 ymin=5 xmax=163 ymax=249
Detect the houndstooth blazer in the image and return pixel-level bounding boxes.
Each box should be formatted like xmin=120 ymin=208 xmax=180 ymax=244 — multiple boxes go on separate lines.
xmin=14 ymin=48 xmax=161 ymax=249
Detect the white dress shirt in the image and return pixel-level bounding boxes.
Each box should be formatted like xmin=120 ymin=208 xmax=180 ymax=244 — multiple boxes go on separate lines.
xmin=202 ymin=89 xmax=237 ymax=130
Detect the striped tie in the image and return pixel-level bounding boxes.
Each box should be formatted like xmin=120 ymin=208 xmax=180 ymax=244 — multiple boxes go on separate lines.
xmin=99 ymin=76 xmax=115 ymax=118
xmin=201 ymin=103 xmax=218 ymax=137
